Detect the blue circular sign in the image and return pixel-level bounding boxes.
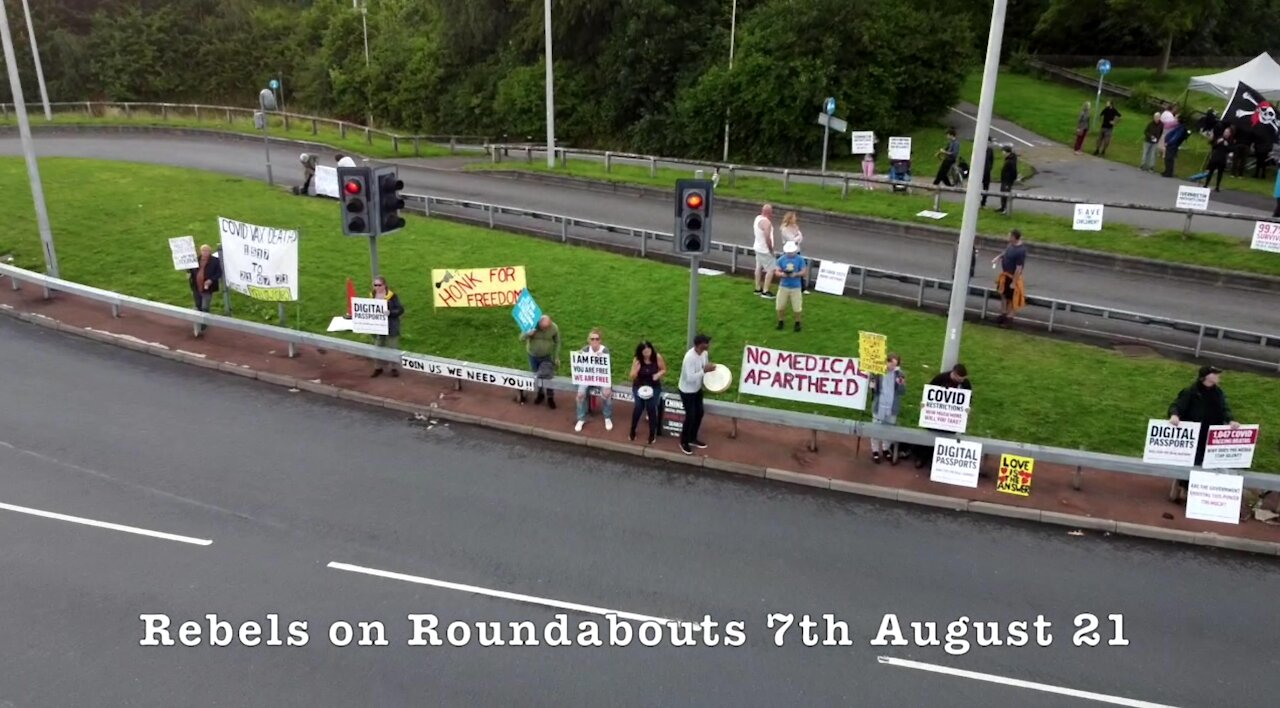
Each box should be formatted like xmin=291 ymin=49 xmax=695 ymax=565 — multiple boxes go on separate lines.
xmin=269 ymin=79 xmax=280 ymax=90
xmin=824 ymin=97 xmax=836 ymax=115
xmin=1097 ymin=59 xmax=1111 ymax=75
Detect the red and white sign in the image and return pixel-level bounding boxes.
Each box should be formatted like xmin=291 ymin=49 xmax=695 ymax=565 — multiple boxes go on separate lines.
xmin=1202 ymin=424 xmax=1259 ymax=470
xmin=1251 ymin=221 xmax=1280 ymax=254
xmin=917 ymin=385 xmax=972 ymax=434
xmin=738 ymin=345 xmax=869 ymax=410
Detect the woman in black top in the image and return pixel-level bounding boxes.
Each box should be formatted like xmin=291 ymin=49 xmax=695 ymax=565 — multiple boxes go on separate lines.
xmin=1203 ymin=125 xmax=1233 ymax=192
xmin=629 ymin=341 xmax=667 ymax=444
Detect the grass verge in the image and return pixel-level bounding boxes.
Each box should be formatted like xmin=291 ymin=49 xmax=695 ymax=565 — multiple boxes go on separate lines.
xmin=0 ymin=156 xmax=1276 ymax=471
xmin=468 ymin=158 xmax=1280 ymax=278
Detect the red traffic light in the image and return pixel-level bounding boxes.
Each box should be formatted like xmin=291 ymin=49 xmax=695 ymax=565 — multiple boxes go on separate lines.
xmin=344 ymin=180 xmax=363 ymax=195
xmin=685 ymin=192 xmax=704 ymax=209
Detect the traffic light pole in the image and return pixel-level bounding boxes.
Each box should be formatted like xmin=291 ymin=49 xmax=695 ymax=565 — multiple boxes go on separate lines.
xmin=687 ymin=256 xmax=700 ymax=351
xmin=0 ymin=0 xmax=58 ymax=279
xmin=368 ymin=235 xmax=380 ymax=282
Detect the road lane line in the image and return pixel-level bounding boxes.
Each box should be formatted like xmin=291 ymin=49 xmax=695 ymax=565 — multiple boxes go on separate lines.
xmin=0 ymin=501 xmax=213 ymax=546
xmin=948 ymin=107 xmax=1037 ymax=148
xmin=877 ymin=656 xmax=1180 ymax=707
xmin=328 ymin=561 xmax=691 ymax=626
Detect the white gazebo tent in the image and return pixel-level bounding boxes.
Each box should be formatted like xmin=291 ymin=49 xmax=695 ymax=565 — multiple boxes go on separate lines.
xmin=1189 ymin=53 xmax=1280 ymax=101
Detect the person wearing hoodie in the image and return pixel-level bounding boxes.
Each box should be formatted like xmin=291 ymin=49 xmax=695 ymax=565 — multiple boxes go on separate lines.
xmin=370 ymin=275 xmax=405 ymax=378
xmin=1167 ymin=365 xmax=1241 ymax=499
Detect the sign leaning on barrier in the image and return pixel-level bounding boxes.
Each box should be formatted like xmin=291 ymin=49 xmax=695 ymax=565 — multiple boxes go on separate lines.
xmin=217 ymin=216 xmax=299 ymax=302
xmin=1175 ymin=186 xmax=1211 ymax=211
xmin=1202 ymin=424 xmax=1260 ymax=469
xmin=349 ymin=297 xmax=388 ymax=336
xmin=617 ymin=389 xmax=686 ymax=437
xmin=400 ymin=354 xmax=534 ymax=391
xmin=918 ymin=385 xmax=971 ymax=434
xmin=168 ymin=236 xmax=198 ymax=271
xmin=1185 ymin=470 xmax=1244 ymax=524
xmin=1251 ymin=221 xmax=1280 ymax=253
xmin=738 ymin=344 xmax=869 ymax=410
xmin=571 ymin=350 xmax=611 ymax=388
xmin=858 ymin=332 xmax=887 ymax=376
xmin=888 ymin=137 xmax=912 ymax=161
xmin=1072 ymin=204 xmax=1104 ymax=231
xmin=432 ymin=266 xmax=527 ymax=308
xmin=997 ymin=453 xmax=1035 ymax=496
xmin=1142 ymin=419 xmax=1201 ymax=467
xmin=814 ymin=260 xmax=850 ymax=295
xmin=931 ymin=439 xmax=983 ymax=488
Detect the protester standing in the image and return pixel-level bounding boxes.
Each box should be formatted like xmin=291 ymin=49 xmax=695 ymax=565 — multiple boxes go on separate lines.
xmin=868 ymin=353 xmax=906 ymax=464
xmin=1140 ymin=113 xmax=1163 ymax=172
xmin=1093 ymin=101 xmax=1121 ymax=156
xmin=369 ymin=275 xmax=404 ymax=378
xmin=979 ymin=138 xmax=995 ymax=208
xmin=1162 ymin=119 xmax=1190 ymax=178
xmin=1158 ymin=103 xmax=1178 ymax=157
xmin=519 ymin=314 xmax=561 ymax=409
xmin=997 ymin=145 xmax=1018 ymax=214
xmin=933 ymin=128 xmax=960 ymax=186
xmin=1202 ymin=126 xmax=1232 ymax=192
xmin=678 ymin=334 xmax=715 ymax=455
xmin=186 ymin=244 xmax=223 ymax=333
xmin=990 ymin=229 xmax=1027 ymax=326
xmin=914 ymin=364 xmax=972 ymax=469
xmin=774 ymin=242 xmax=807 ymax=332
xmin=574 ymin=328 xmax=614 ymax=432
xmin=752 ymin=204 xmax=776 ymax=299
xmin=1073 ymin=102 xmax=1091 ymax=154
xmin=1167 ymin=365 xmax=1241 ymax=499
xmin=628 ymin=341 xmax=667 ymax=444
xmin=779 ymin=211 xmax=803 ymax=249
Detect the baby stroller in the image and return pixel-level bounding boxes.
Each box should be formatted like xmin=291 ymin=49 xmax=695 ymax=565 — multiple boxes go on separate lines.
xmin=888 ymin=159 xmax=912 ymax=192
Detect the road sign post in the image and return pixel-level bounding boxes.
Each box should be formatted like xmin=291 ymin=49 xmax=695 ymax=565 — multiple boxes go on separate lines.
xmin=1093 ymin=59 xmax=1111 ymax=130
xmin=817 ymin=99 xmax=843 ymax=188
xmin=258 ymin=88 xmax=277 ymax=186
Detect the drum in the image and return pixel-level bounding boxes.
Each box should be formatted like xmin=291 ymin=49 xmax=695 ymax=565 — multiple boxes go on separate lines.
xmin=703 ymin=364 xmax=733 ymax=393
xmin=637 ymin=385 xmax=654 ymax=400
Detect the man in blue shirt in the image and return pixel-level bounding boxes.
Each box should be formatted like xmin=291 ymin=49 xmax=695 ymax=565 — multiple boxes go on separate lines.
xmin=774 ymin=241 xmax=808 ymax=332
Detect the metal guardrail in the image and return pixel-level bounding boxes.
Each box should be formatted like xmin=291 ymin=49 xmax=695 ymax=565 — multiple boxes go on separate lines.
xmin=405 ymin=192 xmax=1280 ymax=372
xmin=485 ymin=143 xmax=1279 ymax=237
xmin=0 ymin=101 xmax=493 ymax=157
xmin=3 ymin=261 xmax=1276 ymax=493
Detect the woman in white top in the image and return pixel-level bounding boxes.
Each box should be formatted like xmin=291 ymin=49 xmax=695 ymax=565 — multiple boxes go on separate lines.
xmin=780 ymin=212 xmax=803 ymax=249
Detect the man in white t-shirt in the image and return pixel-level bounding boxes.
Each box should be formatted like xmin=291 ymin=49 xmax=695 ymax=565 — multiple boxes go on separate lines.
xmin=678 ymin=333 xmax=715 ymax=455
xmin=336 ymin=154 xmax=358 ymax=168
xmin=753 ymin=204 xmax=776 ymax=299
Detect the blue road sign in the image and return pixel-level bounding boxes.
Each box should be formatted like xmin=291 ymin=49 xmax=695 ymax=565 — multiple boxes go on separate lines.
xmin=824 ymin=97 xmax=836 ymax=115
xmin=269 ymin=79 xmax=280 ymax=90
xmin=1097 ymin=59 xmax=1111 ymax=75
xmin=512 ymin=288 xmax=542 ymax=333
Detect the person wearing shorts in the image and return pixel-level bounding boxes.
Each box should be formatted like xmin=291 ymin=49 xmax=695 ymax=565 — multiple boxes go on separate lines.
xmin=774 ymin=241 xmax=807 ymax=332
xmin=752 ymin=204 xmax=775 ymax=299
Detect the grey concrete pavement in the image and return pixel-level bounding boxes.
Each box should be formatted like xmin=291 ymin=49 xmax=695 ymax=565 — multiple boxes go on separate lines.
xmin=1 ymin=309 xmax=1279 ymax=706
xmin=5 ymin=133 xmax=1280 ymax=339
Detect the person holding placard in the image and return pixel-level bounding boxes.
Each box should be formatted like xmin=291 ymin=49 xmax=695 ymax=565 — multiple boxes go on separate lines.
xmin=678 ymin=334 xmax=715 ymax=456
xmin=1201 ymin=126 xmax=1232 ymax=192
xmin=1167 ymin=365 xmax=1240 ymax=498
xmin=1139 ymin=113 xmax=1163 ymax=172
xmin=574 ymin=328 xmax=614 ymax=433
xmin=628 ymin=341 xmax=667 ymax=444
xmin=185 ymin=244 xmax=223 ymax=330
xmin=915 ymin=364 xmax=971 ymax=469
xmin=774 ymin=242 xmax=808 ymax=332
xmin=990 ymin=229 xmax=1027 ymax=326
xmin=519 ymin=315 xmax=561 ymax=409
xmin=370 ymin=276 xmax=405 ymax=378
xmin=868 ymin=353 xmax=906 ymax=464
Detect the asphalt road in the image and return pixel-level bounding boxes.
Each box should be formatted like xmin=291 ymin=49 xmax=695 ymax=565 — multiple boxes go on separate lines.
xmin=4 ymin=133 xmax=1280 ymax=340
xmin=1 ymin=315 xmax=1278 ymax=707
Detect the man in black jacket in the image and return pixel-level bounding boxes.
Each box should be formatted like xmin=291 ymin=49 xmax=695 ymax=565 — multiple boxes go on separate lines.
xmin=1168 ymin=365 xmax=1240 ymax=498
xmin=979 ymin=138 xmax=995 ymax=208
xmin=997 ymin=146 xmax=1018 ymax=214
xmin=914 ymin=363 xmax=973 ymax=468
xmin=186 ymin=245 xmax=223 ymax=332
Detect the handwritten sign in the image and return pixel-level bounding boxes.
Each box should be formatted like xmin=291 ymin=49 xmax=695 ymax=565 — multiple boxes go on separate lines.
xmin=996 ymin=454 xmax=1035 ymax=496
xmin=168 ymin=236 xmax=198 ymax=271
xmin=931 ymin=439 xmax=983 ymax=488
xmin=850 ymin=131 xmax=875 ymax=154
xmin=888 ymin=137 xmax=912 ymax=161
xmin=738 ymin=345 xmax=869 ymax=410
xmin=1175 ymin=185 xmax=1210 ymax=211
xmin=400 ymin=354 xmax=534 ymax=391
xmin=858 ymin=332 xmax=887 ymax=376
xmin=1251 ymin=221 xmax=1280 ymax=253
xmin=216 ymin=216 xmax=299 ymax=302
xmin=511 ymin=288 xmax=542 ymax=333
xmin=350 ymin=297 xmax=388 ymax=336
xmin=917 ymin=385 xmax=972 ymax=434
xmin=432 ymin=266 xmax=527 ymax=308
xmin=1185 ymin=470 xmax=1244 ymax=524
xmin=814 ymin=260 xmax=850 ymax=295
xmin=1072 ymin=204 xmax=1104 ymax=231
xmin=1202 ymin=424 xmax=1259 ymax=469
xmin=1142 ymin=419 xmax=1200 ymax=467
xmin=571 ymin=350 xmax=612 ymax=388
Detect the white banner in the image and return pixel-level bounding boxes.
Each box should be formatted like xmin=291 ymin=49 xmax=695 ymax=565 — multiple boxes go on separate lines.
xmin=1141 ymin=419 xmax=1200 ymax=467
xmin=1072 ymin=204 xmax=1104 ymax=231
xmin=168 ymin=235 xmax=198 ymax=271
xmin=571 ymin=350 xmax=612 ymax=388
xmin=931 ymin=439 xmax=983 ymax=488
xmin=314 ymin=165 xmax=339 ymax=199
xmin=917 ymin=385 xmax=971 ymax=434
xmin=1202 ymin=424 xmax=1259 ymax=470
xmin=1185 ymin=470 xmax=1243 ymax=524
xmin=738 ymin=345 xmax=869 ymax=410
xmin=401 ymin=354 xmax=534 ymax=391
xmin=850 ymin=131 xmax=875 ymax=154
xmin=217 ymin=216 xmax=300 ymax=302
xmin=814 ymin=260 xmax=850 ymax=295
xmin=350 ymin=297 xmax=388 ymax=336
xmin=1175 ymin=185 xmax=1210 ymax=211
xmin=888 ymin=137 xmax=912 ymax=161
xmin=1251 ymin=221 xmax=1280 ymax=253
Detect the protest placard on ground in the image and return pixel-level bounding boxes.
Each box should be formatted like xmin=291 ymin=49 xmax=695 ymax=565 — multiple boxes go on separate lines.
xmin=858 ymin=332 xmax=887 ymax=375
xmin=168 ymin=236 xmax=198 ymax=271
xmin=1251 ymin=221 xmax=1280 ymax=253
xmin=850 ymin=131 xmax=875 ymax=154
xmin=1185 ymin=470 xmax=1244 ymax=524
xmin=511 ymin=288 xmax=542 ymax=332
xmin=217 ymin=216 xmax=299 ymax=302
xmin=1141 ymin=419 xmax=1200 ymax=467
xmin=1072 ymin=204 xmax=1104 ymax=231
xmin=814 ymin=261 xmax=849 ymax=295
xmin=350 ymin=297 xmax=388 ymax=335
xmin=738 ymin=344 xmax=869 ymax=410
xmin=996 ymin=454 xmax=1035 ymax=496
xmin=1175 ymin=185 xmax=1210 ymax=211
xmin=1202 ymin=424 xmax=1259 ymax=469
xmin=401 ymin=354 xmax=534 ymax=391
xmin=917 ymin=385 xmax=971 ymax=434
xmin=888 ymin=137 xmax=912 ymax=161
xmin=931 ymin=439 xmax=982 ymax=488
xmin=571 ymin=350 xmax=611 ymax=388
xmin=432 ymin=266 xmax=527 ymax=308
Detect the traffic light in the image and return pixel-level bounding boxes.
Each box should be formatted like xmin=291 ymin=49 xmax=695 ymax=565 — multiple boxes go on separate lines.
xmin=338 ymin=166 xmax=373 ymax=236
xmin=674 ymin=179 xmax=713 ymax=254
xmin=372 ymin=166 xmax=406 ymax=236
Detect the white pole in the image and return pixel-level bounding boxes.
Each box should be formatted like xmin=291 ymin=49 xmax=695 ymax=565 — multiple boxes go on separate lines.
xmin=544 ymin=0 xmax=556 ymax=168
xmin=1093 ymin=76 xmax=1103 ymax=131
xmin=0 ymin=0 xmax=57 ymax=277
xmin=361 ymin=1 xmax=372 ymax=128
xmin=18 ymin=0 xmax=49 ymax=121
xmin=940 ymin=0 xmax=1007 ymax=371
xmin=721 ymin=0 xmax=736 ymax=162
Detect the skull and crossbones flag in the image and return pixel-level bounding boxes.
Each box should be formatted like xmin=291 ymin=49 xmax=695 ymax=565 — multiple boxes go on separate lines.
xmin=1226 ymin=81 xmax=1280 ymax=143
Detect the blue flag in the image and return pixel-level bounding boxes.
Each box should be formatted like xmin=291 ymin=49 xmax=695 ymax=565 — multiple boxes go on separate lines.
xmin=512 ymin=288 xmax=542 ymax=333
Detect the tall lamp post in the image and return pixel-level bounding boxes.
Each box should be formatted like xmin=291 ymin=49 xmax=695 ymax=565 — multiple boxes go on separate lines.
xmin=18 ymin=0 xmax=50 ymax=121
xmin=355 ymin=0 xmax=372 ymax=128
xmin=543 ymin=0 xmax=556 ymax=168
xmin=721 ymin=0 xmax=736 ymax=162
xmin=940 ymin=0 xmax=1008 ymax=371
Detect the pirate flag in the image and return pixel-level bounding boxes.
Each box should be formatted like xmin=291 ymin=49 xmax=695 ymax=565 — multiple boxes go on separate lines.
xmin=1225 ymin=81 xmax=1280 ymax=145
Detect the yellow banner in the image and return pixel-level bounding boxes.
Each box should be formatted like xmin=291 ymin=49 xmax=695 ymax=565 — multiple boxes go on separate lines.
xmin=432 ymin=266 xmax=527 ymax=308
xmin=246 ymin=285 xmax=294 ymax=302
xmin=996 ymin=454 xmax=1035 ymax=497
xmin=858 ymin=331 xmax=887 ymax=375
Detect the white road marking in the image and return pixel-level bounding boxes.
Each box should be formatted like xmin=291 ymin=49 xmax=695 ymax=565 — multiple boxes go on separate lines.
xmin=0 ymin=501 xmax=212 ymax=546
xmin=948 ymin=107 xmax=1037 ymax=148
xmin=877 ymin=656 xmax=1180 ymax=708
xmin=328 ymin=561 xmax=692 ymax=626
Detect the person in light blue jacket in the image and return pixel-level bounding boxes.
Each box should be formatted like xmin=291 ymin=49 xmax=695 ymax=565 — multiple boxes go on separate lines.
xmin=867 ymin=353 xmax=906 ymax=464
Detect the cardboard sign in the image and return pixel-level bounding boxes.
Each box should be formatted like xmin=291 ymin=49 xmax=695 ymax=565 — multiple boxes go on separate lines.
xmin=1142 ymin=419 xmax=1200 ymax=467
xmin=1175 ymin=185 xmax=1210 ymax=211
xmin=1185 ymin=470 xmax=1244 ymax=524
xmin=350 ymin=297 xmax=388 ymax=336
xmin=217 ymin=216 xmax=299 ymax=302
xmin=858 ymin=332 xmax=887 ymax=376
xmin=432 ymin=266 xmax=527 ymax=308
xmin=814 ymin=260 xmax=850 ymax=295
xmin=930 ymin=439 xmax=983 ymax=488
xmin=168 ymin=236 xmax=198 ymax=271
xmin=917 ymin=385 xmax=971 ymax=434
xmin=850 ymin=131 xmax=875 ymax=154
xmin=996 ymin=454 xmax=1035 ymax=496
xmin=611 ymin=391 xmax=685 ymax=437
xmin=571 ymin=350 xmax=612 ymax=388
xmin=1202 ymin=424 xmax=1259 ymax=470
xmin=511 ymin=288 xmax=542 ymax=333
xmin=1251 ymin=221 xmax=1280 ymax=253
xmin=888 ymin=137 xmax=912 ymax=161
xmin=738 ymin=345 xmax=869 ymax=411
xmin=400 ymin=354 xmax=534 ymax=391
xmin=1072 ymin=204 xmax=1104 ymax=231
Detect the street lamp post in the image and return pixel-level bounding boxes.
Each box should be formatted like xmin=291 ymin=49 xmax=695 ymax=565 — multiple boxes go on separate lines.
xmin=543 ymin=0 xmax=556 ymax=168
xmin=721 ymin=0 xmax=736 ymax=162
xmin=355 ymin=0 xmax=372 ymax=128
xmin=940 ymin=0 xmax=1008 ymax=372
xmin=18 ymin=0 xmax=50 ymax=121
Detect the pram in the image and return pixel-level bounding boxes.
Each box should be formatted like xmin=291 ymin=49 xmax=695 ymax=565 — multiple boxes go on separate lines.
xmin=888 ymin=159 xmax=912 ymax=192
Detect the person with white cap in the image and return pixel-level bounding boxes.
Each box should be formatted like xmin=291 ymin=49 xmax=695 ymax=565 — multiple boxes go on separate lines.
xmin=774 ymin=240 xmax=808 ymax=332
